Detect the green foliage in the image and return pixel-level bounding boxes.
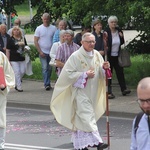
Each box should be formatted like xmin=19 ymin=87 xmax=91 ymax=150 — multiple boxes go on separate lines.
xmin=23 ymin=58 xmax=42 ymax=80
xmin=22 ymin=45 xmax=38 ymax=62
xmin=30 ymin=0 xmax=42 ymax=7
xmin=27 ymin=45 xmax=39 ymax=61
xmin=123 ymin=54 xmax=150 ymax=87
xmin=8 ymin=0 xmax=149 ymax=54
xmin=126 ymin=1 xmax=150 ymax=54
xmin=14 ymin=1 xmax=37 ymax=16
xmin=112 ymin=54 xmax=150 ymax=88
xmin=2 ymin=0 xmax=40 ymax=16
xmin=126 ymin=32 xmax=150 ymax=54
xmin=24 ymin=54 xmax=150 ymax=86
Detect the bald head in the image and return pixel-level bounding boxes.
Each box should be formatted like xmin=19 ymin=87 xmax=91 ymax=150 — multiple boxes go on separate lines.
xmin=137 ymin=77 xmax=150 ymax=102
xmin=137 ymin=77 xmax=150 ymax=91
xmin=137 ymin=77 xmax=150 ymax=115
xmin=14 ymin=18 xmax=21 ymax=26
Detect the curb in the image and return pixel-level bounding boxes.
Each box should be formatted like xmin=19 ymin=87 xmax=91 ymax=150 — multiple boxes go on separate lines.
xmin=7 ymin=102 xmax=50 ymax=111
xmin=7 ymin=102 xmax=137 ymax=119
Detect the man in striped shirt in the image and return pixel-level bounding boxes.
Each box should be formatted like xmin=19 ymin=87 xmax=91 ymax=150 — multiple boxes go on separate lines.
xmin=55 ymin=29 xmax=80 ymax=76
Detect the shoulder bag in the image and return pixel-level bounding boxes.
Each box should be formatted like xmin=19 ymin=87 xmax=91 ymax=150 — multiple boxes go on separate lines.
xmin=118 ymin=46 xmax=131 ymax=67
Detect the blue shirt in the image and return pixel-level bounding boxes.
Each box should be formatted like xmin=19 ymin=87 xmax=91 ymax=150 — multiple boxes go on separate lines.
xmin=53 ymin=29 xmax=60 ymax=43
xmin=130 ymin=114 xmax=150 ymax=150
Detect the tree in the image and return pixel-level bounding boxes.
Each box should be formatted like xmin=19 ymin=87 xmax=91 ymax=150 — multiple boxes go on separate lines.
xmin=6 ymin=0 xmax=149 ymax=54
xmin=2 ymin=0 xmax=25 ymax=14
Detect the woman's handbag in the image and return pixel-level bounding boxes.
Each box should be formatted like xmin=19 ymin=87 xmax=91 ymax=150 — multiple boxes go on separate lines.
xmin=118 ymin=47 xmax=131 ymax=67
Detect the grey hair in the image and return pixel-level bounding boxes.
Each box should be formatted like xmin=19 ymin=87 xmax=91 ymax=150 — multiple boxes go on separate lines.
xmin=108 ymin=16 xmax=118 ymax=24
xmin=59 ymin=20 xmax=67 ymax=27
xmin=59 ymin=30 xmax=66 ymax=37
xmin=0 ymin=24 xmax=7 ymax=28
xmin=82 ymin=32 xmax=95 ymax=41
xmin=65 ymin=29 xmax=74 ymax=37
xmin=42 ymin=13 xmax=50 ymax=18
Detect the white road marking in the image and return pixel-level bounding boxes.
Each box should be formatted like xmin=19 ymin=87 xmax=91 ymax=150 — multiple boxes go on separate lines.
xmin=5 ymin=143 xmax=72 ymax=150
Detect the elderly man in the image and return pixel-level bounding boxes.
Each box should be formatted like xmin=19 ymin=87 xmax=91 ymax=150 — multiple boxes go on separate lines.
xmin=49 ymin=30 xmax=67 ymax=66
xmin=53 ymin=20 xmax=67 ymax=43
xmin=7 ymin=18 xmax=25 ymax=37
xmin=130 ymin=77 xmax=150 ymax=150
xmin=55 ymin=29 xmax=80 ymax=76
xmin=0 ymin=24 xmax=11 ymax=59
xmin=0 ymin=51 xmax=15 ymax=149
xmin=51 ymin=32 xmax=109 ymax=150
xmin=34 ymin=13 xmax=57 ymax=90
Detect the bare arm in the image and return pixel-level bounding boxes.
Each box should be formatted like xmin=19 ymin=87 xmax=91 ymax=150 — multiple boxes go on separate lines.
xmin=34 ymin=36 xmax=45 ymax=57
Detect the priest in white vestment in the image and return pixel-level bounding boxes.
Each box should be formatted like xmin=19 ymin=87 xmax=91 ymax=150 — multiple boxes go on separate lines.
xmin=0 ymin=52 xmax=15 ymax=149
xmin=50 ymin=33 xmax=110 ymax=150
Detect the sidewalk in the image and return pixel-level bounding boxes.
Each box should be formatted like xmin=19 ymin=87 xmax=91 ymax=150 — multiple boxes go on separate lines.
xmin=7 ymin=79 xmax=140 ymax=118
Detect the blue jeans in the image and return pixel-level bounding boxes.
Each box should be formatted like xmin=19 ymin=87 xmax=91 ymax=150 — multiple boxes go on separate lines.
xmin=39 ymin=54 xmax=52 ymax=87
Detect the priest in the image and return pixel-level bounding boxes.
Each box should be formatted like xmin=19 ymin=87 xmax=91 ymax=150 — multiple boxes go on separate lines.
xmin=50 ymin=32 xmax=109 ymax=150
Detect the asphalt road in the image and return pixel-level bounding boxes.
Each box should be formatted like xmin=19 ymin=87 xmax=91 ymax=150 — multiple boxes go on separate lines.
xmin=5 ymin=107 xmax=133 ymax=150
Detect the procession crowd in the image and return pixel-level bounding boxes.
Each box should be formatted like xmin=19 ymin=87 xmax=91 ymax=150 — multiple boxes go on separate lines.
xmin=0 ymin=12 xmax=149 ymax=150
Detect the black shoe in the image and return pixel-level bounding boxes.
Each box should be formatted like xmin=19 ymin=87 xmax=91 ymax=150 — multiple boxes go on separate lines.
xmin=78 ymin=148 xmax=88 ymax=150
xmin=108 ymin=93 xmax=115 ymax=99
xmin=97 ymin=143 xmax=108 ymax=150
xmin=15 ymin=86 xmax=18 ymax=91
xmin=45 ymin=86 xmax=50 ymax=91
xmin=15 ymin=86 xmax=23 ymax=92
xmin=122 ymin=89 xmax=131 ymax=96
xmin=17 ymin=89 xmax=23 ymax=92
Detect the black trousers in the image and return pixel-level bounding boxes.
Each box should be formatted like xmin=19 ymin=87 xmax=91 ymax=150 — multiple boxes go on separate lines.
xmin=108 ymin=56 xmax=127 ymax=94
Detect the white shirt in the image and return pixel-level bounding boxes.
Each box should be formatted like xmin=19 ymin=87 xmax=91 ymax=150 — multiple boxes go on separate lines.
xmin=50 ymin=41 xmax=61 ymax=60
xmin=130 ymin=114 xmax=150 ymax=150
xmin=34 ymin=24 xmax=57 ymax=54
xmin=111 ymin=31 xmax=120 ymax=56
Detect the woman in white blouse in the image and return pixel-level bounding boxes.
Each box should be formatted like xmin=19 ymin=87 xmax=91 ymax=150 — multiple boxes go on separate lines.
xmin=49 ymin=30 xmax=66 ymax=66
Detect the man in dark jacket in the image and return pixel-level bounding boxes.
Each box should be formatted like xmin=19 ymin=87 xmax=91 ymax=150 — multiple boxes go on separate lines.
xmin=0 ymin=24 xmax=11 ymax=59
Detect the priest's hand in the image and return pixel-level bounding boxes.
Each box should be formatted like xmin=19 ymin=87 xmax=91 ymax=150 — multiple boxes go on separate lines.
xmin=86 ymin=68 xmax=95 ymax=78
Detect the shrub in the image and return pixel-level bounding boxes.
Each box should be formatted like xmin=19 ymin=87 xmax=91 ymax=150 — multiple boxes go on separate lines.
xmin=24 ymin=54 xmax=150 ymax=87
xmin=28 ymin=45 xmax=39 ymax=61
xmin=124 ymin=54 xmax=150 ymax=87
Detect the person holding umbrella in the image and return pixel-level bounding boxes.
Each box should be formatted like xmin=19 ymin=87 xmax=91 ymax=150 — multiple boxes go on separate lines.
xmin=50 ymin=32 xmax=109 ymax=150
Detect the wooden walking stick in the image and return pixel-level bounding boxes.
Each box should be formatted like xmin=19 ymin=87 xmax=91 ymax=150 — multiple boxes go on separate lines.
xmin=103 ymin=31 xmax=111 ymax=148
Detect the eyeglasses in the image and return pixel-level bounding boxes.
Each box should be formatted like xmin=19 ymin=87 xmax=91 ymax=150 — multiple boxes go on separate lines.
xmin=84 ymin=41 xmax=96 ymax=44
xmin=137 ymin=99 xmax=150 ymax=105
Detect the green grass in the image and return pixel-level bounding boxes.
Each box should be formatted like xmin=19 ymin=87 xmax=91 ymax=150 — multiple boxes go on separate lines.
xmin=124 ymin=54 xmax=150 ymax=87
xmin=24 ymin=58 xmax=57 ymax=81
xmin=24 ymin=54 xmax=150 ymax=87
xmin=112 ymin=54 xmax=150 ymax=88
xmin=14 ymin=0 xmax=37 ymax=16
